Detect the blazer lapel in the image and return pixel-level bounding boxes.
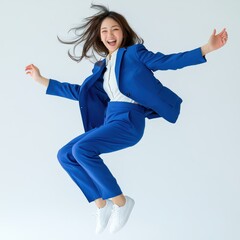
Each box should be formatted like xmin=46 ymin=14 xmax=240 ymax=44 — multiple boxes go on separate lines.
xmin=115 ymin=48 xmax=126 ymax=86
xmin=82 ymin=46 xmax=126 ymax=92
xmin=81 ymin=59 xmax=106 ymax=91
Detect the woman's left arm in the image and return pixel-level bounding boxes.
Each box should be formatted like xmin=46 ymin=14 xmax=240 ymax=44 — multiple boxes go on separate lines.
xmin=201 ymin=28 xmax=228 ymax=56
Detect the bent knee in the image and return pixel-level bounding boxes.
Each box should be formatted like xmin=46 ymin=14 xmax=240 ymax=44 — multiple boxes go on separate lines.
xmin=72 ymin=140 xmax=97 ymax=160
xmin=57 ymin=145 xmax=71 ymax=164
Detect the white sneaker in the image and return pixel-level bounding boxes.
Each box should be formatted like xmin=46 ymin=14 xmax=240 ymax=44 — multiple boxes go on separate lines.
xmin=109 ymin=196 xmax=135 ymax=233
xmin=95 ymin=200 xmax=113 ymax=234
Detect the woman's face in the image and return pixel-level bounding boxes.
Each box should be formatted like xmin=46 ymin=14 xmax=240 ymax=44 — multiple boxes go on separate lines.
xmin=100 ymin=17 xmax=123 ymax=54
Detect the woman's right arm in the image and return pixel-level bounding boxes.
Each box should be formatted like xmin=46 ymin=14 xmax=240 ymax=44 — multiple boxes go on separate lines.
xmin=25 ymin=64 xmax=81 ymax=101
xmin=25 ymin=64 xmax=49 ymax=87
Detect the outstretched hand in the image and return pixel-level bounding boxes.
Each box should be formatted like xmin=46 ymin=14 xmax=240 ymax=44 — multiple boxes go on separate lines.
xmin=201 ymin=28 xmax=228 ymax=56
xmin=25 ymin=64 xmax=42 ymax=81
xmin=208 ymin=28 xmax=228 ymax=51
xmin=25 ymin=64 xmax=49 ymax=87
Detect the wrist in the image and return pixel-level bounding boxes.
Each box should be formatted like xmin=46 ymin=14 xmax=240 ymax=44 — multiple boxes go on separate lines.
xmin=201 ymin=44 xmax=212 ymax=56
xmin=36 ymin=76 xmax=49 ymax=87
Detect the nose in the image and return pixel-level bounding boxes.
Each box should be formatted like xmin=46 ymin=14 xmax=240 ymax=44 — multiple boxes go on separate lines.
xmin=107 ymin=30 xmax=114 ymax=37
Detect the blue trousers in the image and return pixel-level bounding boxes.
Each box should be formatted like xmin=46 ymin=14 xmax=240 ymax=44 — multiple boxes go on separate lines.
xmin=57 ymin=102 xmax=145 ymax=202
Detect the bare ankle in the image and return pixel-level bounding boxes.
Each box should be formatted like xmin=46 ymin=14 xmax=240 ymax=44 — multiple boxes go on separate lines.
xmin=95 ymin=198 xmax=107 ymax=208
xmin=112 ymin=194 xmax=126 ymax=207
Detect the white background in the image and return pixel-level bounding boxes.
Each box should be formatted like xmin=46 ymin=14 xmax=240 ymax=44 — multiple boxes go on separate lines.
xmin=1 ymin=0 xmax=239 ymax=239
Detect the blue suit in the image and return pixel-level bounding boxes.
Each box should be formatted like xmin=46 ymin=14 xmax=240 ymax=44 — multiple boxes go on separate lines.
xmin=47 ymin=44 xmax=206 ymax=131
xmin=47 ymin=44 xmax=206 ymax=202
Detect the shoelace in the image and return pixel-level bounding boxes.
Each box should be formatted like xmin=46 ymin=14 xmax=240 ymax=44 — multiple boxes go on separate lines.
xmin=111 ymin=205 xmax=120 ymax=220
xmin=96 ymin=207 xmax=104 ymax=217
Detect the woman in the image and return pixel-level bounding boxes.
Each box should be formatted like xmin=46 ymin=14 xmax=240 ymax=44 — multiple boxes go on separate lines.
xmin=25 ymin=4 xmax=228 ymax=234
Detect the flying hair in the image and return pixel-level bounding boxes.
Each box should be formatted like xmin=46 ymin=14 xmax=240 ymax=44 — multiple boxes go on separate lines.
xmin=57 ymin=4 xmax=143 ymax=63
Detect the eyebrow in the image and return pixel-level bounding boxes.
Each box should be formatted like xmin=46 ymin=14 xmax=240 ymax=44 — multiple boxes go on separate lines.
xmin=101 ymin=25 xmax=120 ymax=30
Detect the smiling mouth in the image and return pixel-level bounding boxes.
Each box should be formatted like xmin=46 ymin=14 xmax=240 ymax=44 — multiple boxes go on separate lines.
xmin=107 ymin=40 xmax=116 ymax=46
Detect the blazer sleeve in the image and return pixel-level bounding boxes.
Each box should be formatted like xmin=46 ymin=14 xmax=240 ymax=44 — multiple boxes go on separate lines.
xmin=136 ymin=44 xmax=207 ymax=71
xmin=46 ymin=79 xmax=81 ymax=101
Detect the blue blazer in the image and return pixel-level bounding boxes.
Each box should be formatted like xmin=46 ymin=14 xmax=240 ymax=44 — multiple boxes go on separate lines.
xmin=46 ymin=44 xmax=206 ymax=132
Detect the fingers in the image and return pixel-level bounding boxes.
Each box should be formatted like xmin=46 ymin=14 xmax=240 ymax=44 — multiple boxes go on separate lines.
xmin=219 ymin=28 xmax=227 ymax=34
xmin=25 ymin=64 xmax=34 ymax=71
xmin=217 ymin=28 xmax=228 ymax=37
xmin=221 ymin=35 xmax=228 ymax=45
xmin=213 ymin=28 xmax=228 ymax=36
xmin=25 ymin=64 xmax=32 ymax=73
xmin=25 ymin=64 xmax=37 ymax=75
xmin=212 ymin=28 xmax=217 ymax=36
xmin=211 ymin=28 xmax=228 ymax=47
xmin=219 ymin=28 xmax=228 ymax=44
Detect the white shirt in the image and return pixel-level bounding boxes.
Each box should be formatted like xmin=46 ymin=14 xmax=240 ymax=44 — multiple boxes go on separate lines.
xmin=103 ymin=50 xmax=136 ymax=103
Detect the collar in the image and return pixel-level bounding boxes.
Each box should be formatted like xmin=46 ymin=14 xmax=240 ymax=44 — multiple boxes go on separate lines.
xmin=106 ymin=49 xmax=119 ymax=65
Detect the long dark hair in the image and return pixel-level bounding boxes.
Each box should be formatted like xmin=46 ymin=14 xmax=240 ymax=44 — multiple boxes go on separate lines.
xmin=58 ymin=4 xmax=144 ymax=63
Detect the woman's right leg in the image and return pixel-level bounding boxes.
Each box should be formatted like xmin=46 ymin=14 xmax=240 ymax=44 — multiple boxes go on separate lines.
xmin=57 ymin=132 xmax=125 ymax=208
xmin=57 ymin=134 xmax=116 ymax=234
xmin=57 ymin=134 xmax=102 ymax=203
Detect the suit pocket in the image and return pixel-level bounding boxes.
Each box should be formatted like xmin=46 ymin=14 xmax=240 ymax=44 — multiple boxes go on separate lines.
xmin=107 ymin=111 xmax=133 ymax=129
xmin=117 ymin=112 xmax=132 ymax=126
